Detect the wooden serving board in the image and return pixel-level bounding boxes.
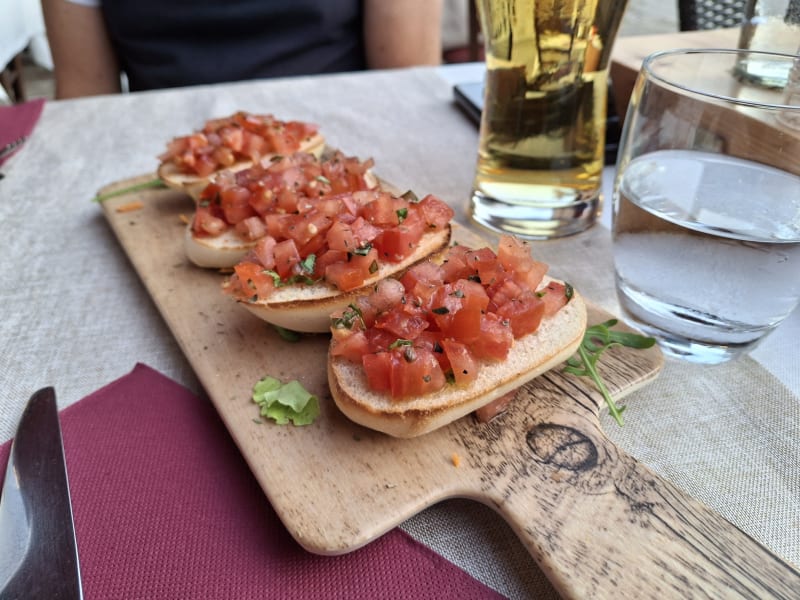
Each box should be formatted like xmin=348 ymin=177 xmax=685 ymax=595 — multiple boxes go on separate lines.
xmin=100 ymin=176 xmax=800 ymax=599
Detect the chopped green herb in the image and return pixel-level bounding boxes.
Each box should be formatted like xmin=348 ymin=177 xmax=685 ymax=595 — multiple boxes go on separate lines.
xmin=369 ymin=260 xmax=379 ymax=274
xmin=263 ymin=268 xmax=319 ymax=288
xmin=396 ymin=207 xmax=408 ymax=223
xmin=252 ymin=376 xmax=320 ymax=426
xmin=285 ymin=274 xmax=319 ymax=286
xmin=389 ymin=339 xmax=413 ymax=349
xmin=564 ymin=319 xmax=655 ymax=426
xmin=353 ymin=244 xmax=373 ymax=256
xmin=263 ymin=270 xmax=283 ymax=286
xmin=273 ymin=325 xmax=301 ymax=342
xmin=432 ymin=306 xmax=449 ymax=315
xmin=331 ymin=303 xmax=364 ymax=330
xmin=300 ymin=254 xmax=316 ymax=273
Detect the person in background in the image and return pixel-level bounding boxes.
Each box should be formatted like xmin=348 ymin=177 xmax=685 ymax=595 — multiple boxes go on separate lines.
xmin=42 ymin=0 xmax=443 ymax=99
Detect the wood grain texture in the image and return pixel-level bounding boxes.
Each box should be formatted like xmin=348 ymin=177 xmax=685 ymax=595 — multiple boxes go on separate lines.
xmin=99 ymin=175 xmax=800 ymax=598
xmin=611 ymin=28 xmax=800 ymax=182
xmin=610 ymin=28 xmax=740 ymax=118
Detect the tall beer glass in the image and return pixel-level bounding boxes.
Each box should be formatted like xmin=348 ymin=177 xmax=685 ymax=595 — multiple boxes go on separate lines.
xmin=470 ymin=0 xmax=628 ymax=239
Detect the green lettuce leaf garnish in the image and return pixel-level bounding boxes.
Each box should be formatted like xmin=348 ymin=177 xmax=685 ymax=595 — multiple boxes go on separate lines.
xmin=252 ymin=376 xmax=320 ymax=426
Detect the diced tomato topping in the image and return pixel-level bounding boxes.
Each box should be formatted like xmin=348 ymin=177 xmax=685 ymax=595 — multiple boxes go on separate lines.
xmin=252 ymin=236 xmax=277 ymax=269
xmin=330 ymin=329 xmax=370 ymax=362
xmin=208 ymin=148 xmax=460 ymax=308
xmin=418 ymin=194 xmax=455 ymax=230
xmin=273 ymin=239 xmax=301 ymax=279
xmin=324 ymin=247 xmax=379 ymax=292
xmin=366 ymin=327 xmax=399 ymax=354
xmin=313 ymin=249 xmax=348 ymax=279
xmin=540 ymin=281 xmax=571 ymax=316
xmin=159 ymin=112 xmax=319 ymax=176
xmin=193 ymin=206 xmax=226 ymax=236
xmin=373 ymin=211 xmax=427 ymax=262
xmin=474 ymin=389 xmax=519 ymax=423
xmin=326 ymin=221 xmax=356 ymax=253
xmin=440 ymin=339 xmax=478 ymax=386
xmin=498 ymin=235 xmax=549 ymax=289
xmin=361 ymin=192 xmax=401 ymax=226
xmin=230 ymin=262 xmax=275 ymax=299
xmin=363 ymin=353 xmax=392 ymax=393
xmin=375 ymin=309 xmax=429 ymax=340
xmin=220 ymin=185 xmax=255 ymax=224
xmin=330 ymin=235 xmax=574 ymax=400
xmin=235 ymin=216 xmax=267 ymax=241
xmin=471 ymin=312 xmax=514 ymax=361
xmin=496 ymin=294 xmax=545 ymax=338
xmin=382 ymin=347 xmax=447 ymax=399
xmin=193 ymin=154 xmax=218 ymax=177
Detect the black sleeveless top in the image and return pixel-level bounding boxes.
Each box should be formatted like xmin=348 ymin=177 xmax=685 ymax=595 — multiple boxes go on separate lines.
xmin=101 ymin=0 xmax=366 ymax=91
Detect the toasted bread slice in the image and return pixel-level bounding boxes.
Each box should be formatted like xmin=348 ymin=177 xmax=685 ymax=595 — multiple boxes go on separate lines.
xmin=184 ymin=225 xmax=254 ymax=269
xmin=158 ymin=132 xmax=326 ymax=200
xmin=328 ymin=279 xmax=587 ymax=438
xmin=233 ymin=224 xmax=452 ymax=333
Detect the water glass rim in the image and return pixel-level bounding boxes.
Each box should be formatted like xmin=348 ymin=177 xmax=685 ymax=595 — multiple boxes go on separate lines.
xmin=642 ymin=47 xmax=800 ymax=111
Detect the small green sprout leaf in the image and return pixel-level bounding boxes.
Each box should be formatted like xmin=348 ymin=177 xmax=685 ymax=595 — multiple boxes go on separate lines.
xmin=92 ymin=178 xmax=166 ymax=203
xmin=564 ymin=319 xmax=655 ymax=426
xmin=252 ymin=376 xmax=319 ymax=426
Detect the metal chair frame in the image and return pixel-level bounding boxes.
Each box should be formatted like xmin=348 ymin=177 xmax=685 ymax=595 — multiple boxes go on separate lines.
xmin=678 ymin=0 xmax=749 ymax=31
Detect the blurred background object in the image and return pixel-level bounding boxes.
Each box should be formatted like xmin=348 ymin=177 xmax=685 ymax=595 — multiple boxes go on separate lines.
xmin=735 ymin=0 xmax=800 ymax=87
xmin=678 ymin=0 xmax=748 ymax=30
xmin=5 ymin=0 xmax=681 ymax=105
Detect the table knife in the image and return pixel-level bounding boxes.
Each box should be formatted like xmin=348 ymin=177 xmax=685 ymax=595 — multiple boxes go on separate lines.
xmin=0 ymin=388 xmax=83 ymax=599
xmin=0 ymin=137 xmax=27 ymax=162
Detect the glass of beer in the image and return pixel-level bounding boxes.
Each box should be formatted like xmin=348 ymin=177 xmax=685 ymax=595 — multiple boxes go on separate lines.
xmin=612 ymin=49 xmax=800 ymax=364
xmin=470 ymin=0 xmax=629 ymax=239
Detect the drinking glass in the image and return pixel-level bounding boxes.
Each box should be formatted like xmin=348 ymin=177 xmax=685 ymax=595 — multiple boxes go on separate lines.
xmin=612 ymin=48 xmax=800 ymax=364
xmin=469 ymin=0 xmax=628 ymax=239
xmin=735 ymin=0 xmax=800 ymax=88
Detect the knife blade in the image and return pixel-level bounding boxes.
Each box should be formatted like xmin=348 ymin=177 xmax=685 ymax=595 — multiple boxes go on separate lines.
xmin=0 ymin=388 xmax=83 ymax=599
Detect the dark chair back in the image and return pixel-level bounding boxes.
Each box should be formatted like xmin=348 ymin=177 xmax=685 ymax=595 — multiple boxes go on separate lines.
xmin=678 ymin=0 xmax=749 ymax=30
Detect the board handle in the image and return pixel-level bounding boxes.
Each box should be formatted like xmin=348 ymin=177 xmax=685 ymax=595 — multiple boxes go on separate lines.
xmin=496 ymin=375 xmax=800 ymax=599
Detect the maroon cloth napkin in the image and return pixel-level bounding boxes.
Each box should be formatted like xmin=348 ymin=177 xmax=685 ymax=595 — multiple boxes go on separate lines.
xmin=1 ymin=364 xmax=504 ymax=600
xmin=0 ymin=98 xmax=44 ymax=166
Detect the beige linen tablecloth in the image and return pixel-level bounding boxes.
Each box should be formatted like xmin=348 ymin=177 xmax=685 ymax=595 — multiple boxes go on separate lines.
xmin=0 ymin=66 xmax=797 ymax=599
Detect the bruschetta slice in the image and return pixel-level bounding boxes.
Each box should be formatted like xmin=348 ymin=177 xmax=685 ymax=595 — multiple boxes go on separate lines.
xmin=186 ymin=150 xmax=377 ymax=268
xmin=157 ymin=111 xmax=324 ymax=199
xmin=222 ymin=191 xmax=454 ymax=333
xmin=327 ymin=236 xmax=587 ymax=438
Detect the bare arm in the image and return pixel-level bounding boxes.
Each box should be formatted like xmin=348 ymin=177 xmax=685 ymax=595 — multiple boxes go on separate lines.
xmin=41 ymin=0 xmax=121 ymax=98
xmin=363 ymin=0 xmax=444 ymax=69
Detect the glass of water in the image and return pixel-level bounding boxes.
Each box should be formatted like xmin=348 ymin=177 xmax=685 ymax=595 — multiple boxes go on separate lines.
xmin=612 ymin=49 xmax=800 ymax=364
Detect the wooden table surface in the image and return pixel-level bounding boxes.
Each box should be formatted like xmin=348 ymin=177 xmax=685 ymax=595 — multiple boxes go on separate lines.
xmin=610 ymin=27 xmax=740 ymax=117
